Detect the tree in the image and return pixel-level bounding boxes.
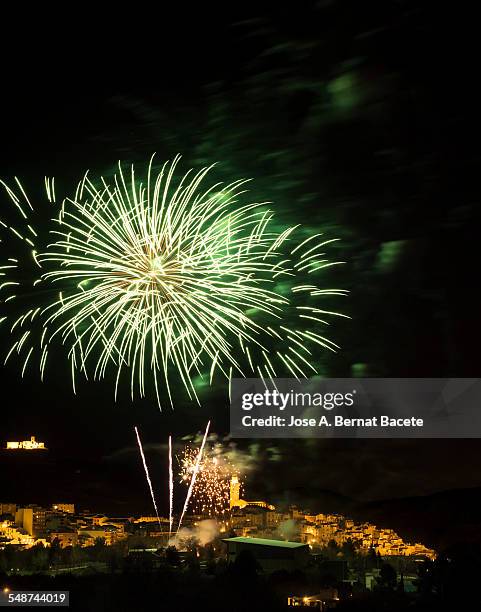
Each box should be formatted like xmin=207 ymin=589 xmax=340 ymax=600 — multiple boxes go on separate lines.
xmin=165 ymin=546 xmax=180 ymax=567
xmin=366 ymin=545 xmax=379 ymax=570
xmin=185 ymin=552 xmax=200 ymax=574
xmin=340 ymin=539 xmax=357 ymax=560
xmin=325 ymin=539 xmax=340 ymax=560
xmin=31 ymin=543 xmax=49 ymax=572
xmin=48 ymin=537 xmax=62 ymax=565
xmin=377 ymin=563 xmax=397 ymax=591
xmin=231 ymin=550 xmax=261 ymax=581
xmin=416 ymin=542 xmax=481 ymax=605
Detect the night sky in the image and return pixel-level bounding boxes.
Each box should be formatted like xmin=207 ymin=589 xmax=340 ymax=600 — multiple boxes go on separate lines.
xmin=1 ymin=2 xmax=480 ymax=547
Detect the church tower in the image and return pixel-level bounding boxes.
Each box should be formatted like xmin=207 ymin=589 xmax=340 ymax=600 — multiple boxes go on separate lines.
xmin=230 ymin=475 xmax=240 ymax=509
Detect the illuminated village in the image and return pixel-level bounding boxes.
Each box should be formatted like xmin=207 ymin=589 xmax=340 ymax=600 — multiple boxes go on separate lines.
xmin=228 ymin=477 xmax=434 ymax=560
xmin=0 ymin=475 xmax=434 ymax=560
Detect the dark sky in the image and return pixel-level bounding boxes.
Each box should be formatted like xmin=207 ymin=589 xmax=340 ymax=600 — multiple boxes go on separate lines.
xmin=1 ymin=1 xmax=481 ymax=516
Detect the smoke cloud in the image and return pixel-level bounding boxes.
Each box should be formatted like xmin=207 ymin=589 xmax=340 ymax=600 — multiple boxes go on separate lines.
xmin=277 ymin=519 xmax=300 ymax=541
xmin=168 ymin=519 xmax=219 ymax=550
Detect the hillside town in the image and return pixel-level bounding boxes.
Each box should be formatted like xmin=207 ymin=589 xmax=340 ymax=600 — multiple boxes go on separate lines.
xmin=0 ymin=476 xmax=434 ymax=562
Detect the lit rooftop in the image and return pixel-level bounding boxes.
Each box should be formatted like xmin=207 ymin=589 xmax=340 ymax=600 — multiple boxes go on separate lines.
xmin=222 ymin=537 xmax=307 ymax=549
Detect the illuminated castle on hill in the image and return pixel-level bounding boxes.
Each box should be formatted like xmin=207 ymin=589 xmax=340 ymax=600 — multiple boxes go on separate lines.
xmin=229 ymin=476 xmax=275 ymax=511
xmin=6 ymin=436 xmax=47 ymax=450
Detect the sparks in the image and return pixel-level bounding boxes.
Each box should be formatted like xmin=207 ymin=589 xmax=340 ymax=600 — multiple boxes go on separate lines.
xmin=1 ymin=156 xmax=348 ymax=406
xmin=178 ymin=440 xmax=237 ymax=517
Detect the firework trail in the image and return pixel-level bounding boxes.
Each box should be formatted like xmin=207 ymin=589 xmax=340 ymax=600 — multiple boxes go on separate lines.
xmin=177 ymin=420 xmax=210 ymax=532
xmin=134 ymin=426 xmax=161 ymax=526
xmin=0 ymin=156 xmax=348 ymax=407
xmin=168 ymin=434 xmax=173 ymax=536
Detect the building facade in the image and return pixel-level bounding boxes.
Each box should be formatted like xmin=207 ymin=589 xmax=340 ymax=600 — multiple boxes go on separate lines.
xmin=6 ymin=436 xmax=46 ymax=450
